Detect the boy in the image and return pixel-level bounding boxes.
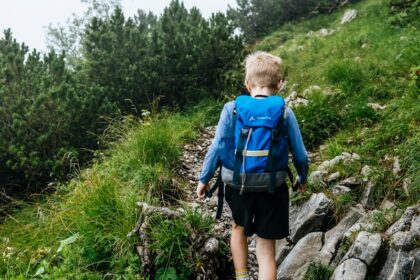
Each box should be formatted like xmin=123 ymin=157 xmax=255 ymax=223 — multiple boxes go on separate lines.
xmin=196 ymin=51 xmax=308 ymax=280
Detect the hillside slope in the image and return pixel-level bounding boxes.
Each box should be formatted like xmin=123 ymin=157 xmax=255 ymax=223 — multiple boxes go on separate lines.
xmin=0 ymin=0 xmax=419 ymax=279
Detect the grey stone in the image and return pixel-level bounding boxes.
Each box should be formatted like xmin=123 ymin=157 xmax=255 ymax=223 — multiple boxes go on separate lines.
xmin=367 ymin=102 xmax=387 ymax=111
xmin=332 ymin=185 xmax=351 ymax=195
xmin=289 ymin=193 xmax=333 ymax=243
xmin=277 ymin=232 xmax=323 ymax=280
xmin=386 ymin=205 xmax=418 ymax=236
xmin=331 ymin=258 xmax=367 ymax=280
xmin=308 ymin=170 xmax=326 ymax=186
xmin=361 ymin=165 xmax=373 ymax=178
xmin=377 ymin=248 xmax=420 ymax=280
xmin=341 ymin=231 xmax=382 ymax=265
xmin=339 ymin=176 xmax=362 ymax=188
xmin=275 ymin=238 xmax=293 ymax=266
xmin=327 ymin=171 xmax=341 ymax=182
xmin=319 ymin=205 xmax=366 ymax=265
xmin=340 ymin=9 xmax=358 ymax=24
xmin=360 ymin=181 xmax=375 ymax=209
xmin=380 ymin=199 xmax=396 ymax=210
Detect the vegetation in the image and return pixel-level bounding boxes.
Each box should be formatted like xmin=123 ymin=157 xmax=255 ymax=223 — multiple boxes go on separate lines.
xmin=304 ymin=262 xmax=334 ymax=280
xmin=228 ymin=0 xmax=360 ymax=43
xmin=0 ymin=103 xmax=220 ymax=278
xmin=0 ymin=0 xmax=419 ymax=278
xmin=0 ymin=0 xmax=244 ymax=193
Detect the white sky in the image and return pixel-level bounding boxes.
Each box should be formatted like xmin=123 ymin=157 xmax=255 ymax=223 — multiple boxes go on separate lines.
xmin=0 ymin=0 xmax=237 ymax=52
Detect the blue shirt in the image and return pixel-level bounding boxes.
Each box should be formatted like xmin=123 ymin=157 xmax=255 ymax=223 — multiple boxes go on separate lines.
xmin=199 ymin=99 xmax=309 ymax=185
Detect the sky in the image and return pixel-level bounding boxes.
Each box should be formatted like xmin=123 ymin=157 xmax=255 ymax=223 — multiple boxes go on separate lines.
xmin=0 ymin=0 xmax=237 ymax=53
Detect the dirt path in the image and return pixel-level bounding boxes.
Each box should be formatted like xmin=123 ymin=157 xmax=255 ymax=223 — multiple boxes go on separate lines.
xmin=176 ymin=126 xmax=260 ymax=279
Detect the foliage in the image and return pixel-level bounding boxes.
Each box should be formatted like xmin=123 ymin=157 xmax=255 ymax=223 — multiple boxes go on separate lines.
xmin=388 ymin=0 xmax=420 ymax=27
xmin=0 ymin=29 xmax=117 ymax=192
xmin=147 ymin=209 xmax=214 ymax=278
xmin=0 ymin=107 xmax=211 ymax=278
xmin=228 ymin=0 xmax=359 ymax=43
xmin=304 ymin=262 xmax=334 ymax=280
xmin=0 ymin=0 xmax=245 ymax=192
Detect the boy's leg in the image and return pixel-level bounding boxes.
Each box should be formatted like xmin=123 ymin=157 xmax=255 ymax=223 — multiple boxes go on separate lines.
xmin=256 ymin=236 xmax=276 ymax=280
xmin=231 ymin=223 xmax=248 ymax=273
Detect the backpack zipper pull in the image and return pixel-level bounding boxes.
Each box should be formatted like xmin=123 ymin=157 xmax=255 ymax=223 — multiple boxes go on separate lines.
xmin=239 ymin=184 xmax=245 ymax=195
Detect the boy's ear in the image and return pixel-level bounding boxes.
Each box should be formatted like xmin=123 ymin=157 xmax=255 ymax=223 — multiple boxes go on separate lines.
xmin=277 ymin=79 xmax=284 ymax=91
xmin=245 ymin=81 xmax=252 ymax=93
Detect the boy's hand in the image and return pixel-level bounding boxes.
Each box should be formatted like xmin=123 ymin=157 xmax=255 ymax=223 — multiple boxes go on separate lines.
xmin=293 ymin=181 xmax=307 ymax=193
xmin=196 ymin=181 xmax=209 ymax=199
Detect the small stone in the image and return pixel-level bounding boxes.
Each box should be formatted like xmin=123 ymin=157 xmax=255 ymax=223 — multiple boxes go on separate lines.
xmin=327 ymin=171 xmax=341 ymax=182
xmin=351 ymin=153 xmax=361 ymax=160
xmin=340 ymin=177 xmax=362 ymax=188
xmin=308 ymin=171 xmax=326 ymax=186
xmin=392 ymin=156 xmax=401 ymax=175
xmin=332 ymin=185 xmax=351 ymax=195
xmin=367 ymin=102 xmax=387 ymax=111
xmin=380 ymin=200 xmax=395 ymax=211
xmin=340 ymin=9 xmax=358 ymax=24
xmin=361 ymin=165 xmax=373 ymax=178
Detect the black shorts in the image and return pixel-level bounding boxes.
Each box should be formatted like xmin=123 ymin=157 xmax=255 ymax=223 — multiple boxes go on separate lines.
xmin=224 ymin=184 xmax=289 ymax=239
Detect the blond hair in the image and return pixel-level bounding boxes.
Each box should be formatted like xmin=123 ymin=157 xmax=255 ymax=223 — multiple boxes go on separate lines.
xmin=244 ymin=51 xmax=284 ymax=89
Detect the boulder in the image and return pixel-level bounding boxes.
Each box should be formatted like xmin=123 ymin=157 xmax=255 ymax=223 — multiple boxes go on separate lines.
xmin=332 ymin=185 xmax=351 ymax=195
xmin=339 ymin=176 xmax=362 ymax=188
xmin=360 ymin=181 xmax=375 ymax=209
xmin=308 ymin=170 xmax=326 ymax=186
xmin=340 ymin=231 xmax=382 ymax=265
xmin=319 ymin=205 xmax=366 ymax=265
xmin=289 ymin=193 xmax=333 ymax=243
xmin=327 ymin=171 xmax=341 ymax=183
xmin=340 ymin=9 xmax=358 ymax=24
xmin=361 ymin=165 xmax=373 ymax=178
xmin=331 ymin=258 xmax=367 ymax=280
xmin=277 ymin=232 xmax=324 ymax=280
xmin=377 ymin=248 xmax=420 ymax=280
xmin=275 ymin=238 xmax=293 ymax=266
xmin=386 ymin=205 xmax=419 ymax=251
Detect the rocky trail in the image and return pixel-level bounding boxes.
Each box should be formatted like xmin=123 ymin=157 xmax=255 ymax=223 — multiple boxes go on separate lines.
xmin=136 ymin=125 xmax=419 ymax=279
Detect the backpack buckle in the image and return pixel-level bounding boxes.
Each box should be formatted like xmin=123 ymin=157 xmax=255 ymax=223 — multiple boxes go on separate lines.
xmin=240 ymin=127 xmax=250 ymax=138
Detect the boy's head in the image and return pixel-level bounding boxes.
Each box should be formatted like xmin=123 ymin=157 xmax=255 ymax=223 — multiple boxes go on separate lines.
xmin=244 ymin=51 xmax=284 ymax=91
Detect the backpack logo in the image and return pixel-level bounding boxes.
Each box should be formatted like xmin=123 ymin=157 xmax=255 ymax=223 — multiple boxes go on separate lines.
xmin=249 ymin=116 xmax=272 ymax=121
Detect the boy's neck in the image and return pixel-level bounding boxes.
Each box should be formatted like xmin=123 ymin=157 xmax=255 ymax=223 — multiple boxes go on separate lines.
xmin=249 ymin=86 xmax=275 ymax=97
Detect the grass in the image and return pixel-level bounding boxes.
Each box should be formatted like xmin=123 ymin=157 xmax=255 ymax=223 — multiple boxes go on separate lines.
xmin=255 ymin=0 xmax=419 ymax=217
xmin=0 ymin=100 xmax=222 ymax=279
xmin=304 ymin=262 xmax=334 ymax=280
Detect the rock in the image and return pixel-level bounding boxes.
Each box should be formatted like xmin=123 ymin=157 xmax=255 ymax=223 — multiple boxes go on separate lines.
xmin=392 ymin=156 xmax=401 ymax=175
xmin=361 ymin=43 xmax=369 ymax=48
xmin=332 ymin=185 xmax=351 ymax=195
xmin=277 ymin=232 xmax=324 ymax=280
xmin=339 ymin=176 xmax=362 ymax=188
xmin=340 ymin=9 xmax=358 ymax=24
xmin=331 ymin=258 xmax=367 ymax=280
xmin=288 ymin=97 xmax=309 ymax=108
xmin=285 ymin=91 xmax=299 ymax=104
xmin=289 ymin=193 xmax=333 ymax=243
xmin=380 ymin=200 xmax=396 ymax=211
xmin=377 ymin=248 xmax=420 ymax=280
xmin=319 ymin=205 xmax=366 ymax=265
xmin=275 ymin=238 xmax=293 ymax=265
xmin=386 ymin=205 xmax=419 ymax=251
xmin=403 ymin=178 xmax=411 ymax=196
xmin=351 ymin=153 xmax=361 ymax=160
xmin=367 ymin=102 xmax=387 ymax=111
xmin=308 ymin=170 xmax=326 ymax=186
xmin=302 ymin=85 xmax=322 ymax=97
xmin=318 ymin=28 xmax=334 ymax=36
xmin=340 ymin=231 xmax=382 ymax=265
xmin=327 ymin=171 xmax=341 ymax=182
xmin=317 ymin=152 xmax=357 ymax=173
xmin=204 ymin=238 xmax=219 ymax=254
xmin=360 ymin=181 xmax=375 ymax=209
xmin=307 ymin=30 xmax=314 ymax=37
xmin=344 ymin=210 xmax=379 ymax=238
xmin=361 ymin=165 xmax=373 ymax=178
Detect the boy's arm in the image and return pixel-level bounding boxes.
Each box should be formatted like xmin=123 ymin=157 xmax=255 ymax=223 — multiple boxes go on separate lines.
xmin=198 ymin=102 xmax=232 ymax=185
xmin=286 ymin=107 xmax=309 ymax=185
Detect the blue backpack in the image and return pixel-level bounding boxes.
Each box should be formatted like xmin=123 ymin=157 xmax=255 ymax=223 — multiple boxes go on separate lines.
xmin=206 ymin=95 xmax=294 ymax=218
